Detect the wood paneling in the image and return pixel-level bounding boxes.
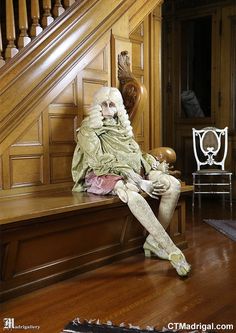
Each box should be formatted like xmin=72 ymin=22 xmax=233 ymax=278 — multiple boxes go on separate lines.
xmin=48 ymin=81 xmax=77 ymax=185
xmin=86 ymin=48 xmax=108 ymax=72
xmin=12 ymin=117 xmax=43 ymax=146
xmin=0 ymin=0 xmax=136 ymax=153
xmin=0 ymin=1 xmax=164 ymax=199
xmin=10 ymin=155 xmax=44 ymax=188
xmin=0 ymin=38 xmax=112 ymax=195
xmin=150 ymin=6 xmax=162 ymax=148
xmin=128 ymin=0 xmax=164 ymax=33
xmin=83 ymin=80 xmax=108 ymax=106
xmin=50 ymin=154 xmax=74 ymax=183
xmin=52 ymin=82 xmax=76 ymax=105
xmin=49 ymin=115 xmax=76 ymax=144
xmin=78 ymin=43 xmax=110 ymax=121
xmin=135 ymin=112 xmax=145 ymax=139
xmin=130 ymin=20 xmax=149 ymax=150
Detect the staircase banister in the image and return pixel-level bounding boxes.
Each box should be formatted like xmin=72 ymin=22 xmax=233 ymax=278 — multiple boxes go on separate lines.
xmin=0 ymin=0 xmax=87 ymax=78
xmin=0 ymin=0 xmax=135 ymax=153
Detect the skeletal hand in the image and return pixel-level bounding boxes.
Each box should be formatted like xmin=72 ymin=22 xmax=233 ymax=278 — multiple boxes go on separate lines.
xmin=139 ymin=179 xmax=167 ymax=199
xmin=152 ymin=160 xmax=169 ymax=174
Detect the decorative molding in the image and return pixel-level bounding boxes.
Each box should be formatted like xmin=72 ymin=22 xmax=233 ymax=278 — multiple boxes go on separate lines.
xmin=52 ymin=81 xmax=77 ymax=106
xmin=12 ymin=116 xmax=43 ymax=147
xmin=9 ymin=154 xmax=44 ymax=188
xmin=128 ymin=0 xmax=163 ymax=33
xmin=136 ymin=111 xmax=144 ymax=139
xmin=82 ymin=79 xmax=108 ymax=109
xmin=86 ymin=47 xmax=108 ymax=72
xmin=50 ymin=153 xmax=73 ymax=183
xmin=49 ymin=114 xmax=76 ymax=144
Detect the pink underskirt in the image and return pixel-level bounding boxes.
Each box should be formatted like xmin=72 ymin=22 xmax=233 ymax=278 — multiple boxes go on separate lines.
xmin=85 ymin=172 xmax=123 ymax=195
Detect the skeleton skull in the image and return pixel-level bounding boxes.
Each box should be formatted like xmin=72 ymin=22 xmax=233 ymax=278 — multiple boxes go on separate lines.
xmin=101 ymin=100 xmax=117 ymax=118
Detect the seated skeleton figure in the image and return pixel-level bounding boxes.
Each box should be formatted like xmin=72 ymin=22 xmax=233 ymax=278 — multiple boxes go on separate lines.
xmin=72 ymin=87 xmax=191 ymax=277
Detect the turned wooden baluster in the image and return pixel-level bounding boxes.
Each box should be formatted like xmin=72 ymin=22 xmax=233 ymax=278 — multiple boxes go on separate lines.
xmin=18 ymin=0 xmax=31 ymax=49
xmin=53 ymin=0 xmax=65 ymax=18
xmin=41 ymin=0 xmax=54 ymax=29
xmin=30 ymin=0 xmax=43 ymax=37
xmin=0 ymin=24 xmax=6 ymax=67
xmin=5 ymin=0 xmax=19 ymax=60
xmin=64 ymin=0 xmax=75 ymax=9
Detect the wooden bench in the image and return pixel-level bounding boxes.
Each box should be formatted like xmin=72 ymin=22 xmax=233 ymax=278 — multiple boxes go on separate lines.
xmin=0 ymin=185 xmax=192 ymax=302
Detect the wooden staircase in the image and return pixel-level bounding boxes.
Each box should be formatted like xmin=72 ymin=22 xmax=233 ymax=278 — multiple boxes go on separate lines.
xmin=0 ymin=0 xmax=139 ymax=154
xmin=0 ymin=0 xmax=163 ymax=197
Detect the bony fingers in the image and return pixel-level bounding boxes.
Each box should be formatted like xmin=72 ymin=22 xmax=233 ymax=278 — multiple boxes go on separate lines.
xmin=153 ymin=183 xmax=165 ymax=188
xmin=152 ymin=190 xmax=166 ymax=195
xmin=149 ymin=194 xmax=160 ymax=200
xmin=152 ymin=188 xmax=165 ymax=193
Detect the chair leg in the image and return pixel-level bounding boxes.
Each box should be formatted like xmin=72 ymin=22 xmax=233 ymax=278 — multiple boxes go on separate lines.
xmin=229 ymin=174 xmax=233 ymax=207
xmin=222 ymin=192 xmax=225 ymax=207
xmin=197 ymin=177 xmax=201 ymax=208
xmin=229 ymin=174 xmax=233 ymax=218
xmin=192 ymin=174 xmax=195 ymax=209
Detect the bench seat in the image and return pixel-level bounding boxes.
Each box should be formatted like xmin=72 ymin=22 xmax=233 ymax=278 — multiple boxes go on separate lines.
xmin=0 ymin=185 xmax=192 ymax=302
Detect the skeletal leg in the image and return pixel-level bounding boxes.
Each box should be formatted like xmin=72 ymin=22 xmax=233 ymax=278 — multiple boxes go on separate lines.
xmin=114 ymin=181 xmax=190 ymax=276
xmin=148 ymin=171 xmax=181 ymax=229
xmin=144 ymin=172 xmax=181 ymax=260
xmin=143 ymin=235 xmax=169 ymax=260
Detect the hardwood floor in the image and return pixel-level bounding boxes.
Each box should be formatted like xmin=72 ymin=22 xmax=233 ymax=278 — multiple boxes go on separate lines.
xmin=1 ymin=197 xmax=235 ymax=333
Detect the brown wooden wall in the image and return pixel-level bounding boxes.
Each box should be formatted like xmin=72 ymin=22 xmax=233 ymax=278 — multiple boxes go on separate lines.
xmin=0 ymin=0 xmax=163 ymax=199
xmin=0 ymin=40 xmax=110 ymax=196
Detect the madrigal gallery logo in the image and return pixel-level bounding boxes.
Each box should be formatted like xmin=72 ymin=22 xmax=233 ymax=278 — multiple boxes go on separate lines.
xmin=3 ymin=318 xmax=40 ymax=330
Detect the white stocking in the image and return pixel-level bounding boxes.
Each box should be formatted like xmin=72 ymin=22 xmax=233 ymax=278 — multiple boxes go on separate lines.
xmin=148 ymin=171 xmax=181 ymax=230
xmin=114 ymin=180 xmax=190 ymax=276
xmin=114 ymin=182 xmax=178 ymax=255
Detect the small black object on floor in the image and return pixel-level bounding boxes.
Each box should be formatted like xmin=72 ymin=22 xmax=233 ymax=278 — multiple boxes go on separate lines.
xmin=61 ymin=318 xmax=217 ymax=333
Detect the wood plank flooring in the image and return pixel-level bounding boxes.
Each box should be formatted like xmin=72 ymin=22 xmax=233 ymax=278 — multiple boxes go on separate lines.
xmin=1 ymin=197 xmax=236 ymax=333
